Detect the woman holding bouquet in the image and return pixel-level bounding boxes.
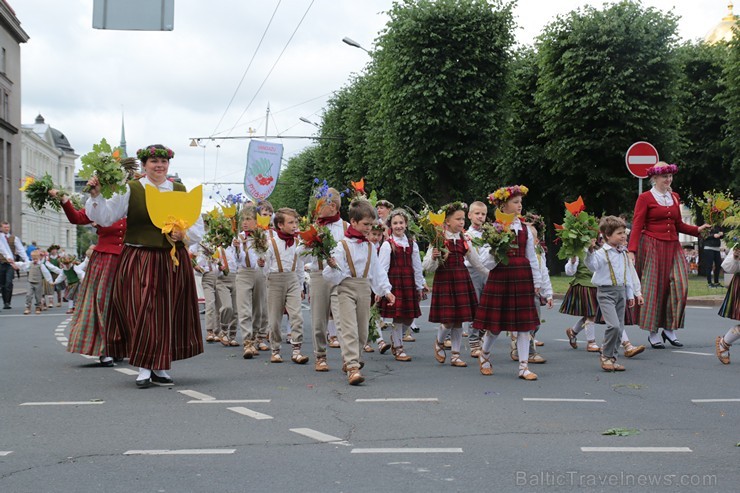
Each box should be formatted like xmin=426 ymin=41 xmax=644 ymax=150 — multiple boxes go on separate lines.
xmin=473 ymin=185 xmax=542 ymax=380
xmin=85 ymin=144 xmax=204 ymax=388
xmin=628 ymin=162 xmax=709 ymax=348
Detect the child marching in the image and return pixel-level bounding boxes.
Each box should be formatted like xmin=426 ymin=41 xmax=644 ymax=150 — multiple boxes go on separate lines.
xmin=715 ymin=245 xmax=740 ymax=364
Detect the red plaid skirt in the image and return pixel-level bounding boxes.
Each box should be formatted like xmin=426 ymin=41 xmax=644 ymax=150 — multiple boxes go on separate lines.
xmin=106 ymin=245 xmax=203 ymax=369
xmin=429 ymin=240 xmax=477 ymax=324
xmin=379 ymin=244 xmax=421 ymax=320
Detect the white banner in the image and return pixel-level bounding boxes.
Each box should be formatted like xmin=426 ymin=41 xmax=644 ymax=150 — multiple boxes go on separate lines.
xmin=244 ymin=140 xmax=282 ymax=201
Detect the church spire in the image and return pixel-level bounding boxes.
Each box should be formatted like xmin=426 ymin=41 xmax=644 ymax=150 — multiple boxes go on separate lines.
xmin=120 ymin=111 xmax=128 ymax=157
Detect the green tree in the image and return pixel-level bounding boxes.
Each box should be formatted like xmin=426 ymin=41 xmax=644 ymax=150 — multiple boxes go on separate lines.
xmin=723 ymin=25 xmax=740 ymax=191
xmin=76 ymin=225 xmax=97 ymax=258
xmin=536 ymin=0 xmax=680 ymax=214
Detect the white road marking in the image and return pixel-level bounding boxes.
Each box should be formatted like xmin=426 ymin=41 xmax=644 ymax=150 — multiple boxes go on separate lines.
xmin=60 ymin=343 xmax=67 ymax=347
xmin=553 ymin=339 xmax=571 ymax=343
xmin=523 ymin=398 xmax=606 ymax=403
xmin=355 ymin=398 xmax=439 ymax=403
xmin=687 ymin=306 xmax=712 ymax=310
xmin=581 ymin=447 xmax=691 ymax=453
xmin=351 ymin=448 xmax=463 ymax=454
xmin=115 ymin=368 xmax=139 ymax=376
xmin=54 ymin=328 xmax=65 ymax=332
xmin=79 ymin=354 xmax=98 ymax=360
xmin=672 ymin=350 xmax=713 ymax=356
xmin=20 ymin=401 xmax=104 ymax=406
xmin=227 ymin=407 xmax=273 ymax=420
xmin=691 ymin=398 xmax=740 ymax=403
xmin=188 ymin=399 xmax=270 ymax=404
xmin=0 ymin=451 xmax=12 ymax=456
xmin=123 ymin=449 xmax=236 ymax=455
xmin=178 ymin=390 xmax=215 ymax=401
xmin=289 ymin=428 xmax=349 ymax=445
xmin=56 ymin=337 xmax=68 ymax=342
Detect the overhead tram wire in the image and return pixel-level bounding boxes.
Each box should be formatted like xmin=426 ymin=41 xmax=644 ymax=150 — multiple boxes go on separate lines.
xmin=210 ymin=0 xmax=283 ymax=137
xmin=224 ymin=0 xmax=316 ymax=138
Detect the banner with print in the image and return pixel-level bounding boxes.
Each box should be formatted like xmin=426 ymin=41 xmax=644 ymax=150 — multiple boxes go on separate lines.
xmin=244 ymin=140 xmax=282 ymax=200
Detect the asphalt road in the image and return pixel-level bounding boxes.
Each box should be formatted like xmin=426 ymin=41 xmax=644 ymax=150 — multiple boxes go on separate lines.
xmin=0 ymin=293 xmax=737 ymax=493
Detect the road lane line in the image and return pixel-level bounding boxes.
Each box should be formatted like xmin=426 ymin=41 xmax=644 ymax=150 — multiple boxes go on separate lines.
xmin=79 ymin=354 xmax=98 ymax=360
xmin=123 ymin=449 xmax=236 ymax=455
xmin=20 ymin=401 xmax=104 ymax=406
xmin=188 ymin=399 xmax=270 ymax=404
xmin=672 ymin=351 xmax=713 ymax=356
xmin=355 ymin=398 xmax=439 ymax=402
xmin=523 ymin=398 xmax=606 ymax=403
xmin=691 ymin=398 xmax=740 ymax=403
xmin=290 ymin=428 xmax=349 ymax=445
xmin=227 ymin=407 xmax=273 ymax=420
xmin=0 ymin=451 xmax=12 ymax=456
xmin=351 ymin=448 xmax=463 ymax=454
xmin=56 ymin=337 xmax=68 ymax=342
xmin=581 ymin=447 xmax=691 ymax=453
xmin=114 ymin=368 xmax=139 ymax=375
xmin=178 ymin=390 xmax=215 ymax=401
xmin=687 ymin=306 xmax=712 ymax=310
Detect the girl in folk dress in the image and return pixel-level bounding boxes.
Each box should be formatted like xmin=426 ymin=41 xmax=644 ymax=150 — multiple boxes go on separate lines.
xmin=364 ymin=221 xmax=387 ymax=354
xmin=562 ymin=255 xmax=601 ymax=353
xmin=474 ymin=185 xmax=542 ymax=381
xmin=423 ymin=202 xmax=489 ymax=368
xmin=378 ymin=209 xmax=427 ymax=361
xmin=715 ymin=246 xmax=740 ymax=364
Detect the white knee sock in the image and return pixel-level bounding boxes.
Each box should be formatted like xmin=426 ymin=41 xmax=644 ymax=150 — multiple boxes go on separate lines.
xmin=663 ymin=329 xmax=677 ymax=341
xmin=153 ymin=369 xmax=171 ymax=378
xmin=724 ymin=326 xmax=740 ymax=345
xmin=328 ymin=319 xmax=337 ymax=338
xmin=450 ymin=327 xmax=463 ymax=353
xmin=584 ymin=321 xmax=596 ymax=341
xmin=68 ymin=300 xmax=74 ymax=310
xmin=391 ymin=324 xmax=403 ymax=347
xmin=137 ymin=368 xmax=151 ymax=380
xmin=436 ymin=324 xmax=450 ymax=343
xmin=481 ymin=331 xmax=498 ymax=353
xmin=620 ymin=329 xmax=630 ymax=344
xmin=517 ymin=332 xmax=530 ymax=364
xmin=573 ymin=317 xmax=586 ymax=334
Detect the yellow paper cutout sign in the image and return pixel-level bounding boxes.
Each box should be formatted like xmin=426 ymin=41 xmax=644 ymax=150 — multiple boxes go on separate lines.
xmin=429 ymin=211 xmax=446 ymax=227
xmin=145 ymin=184 xmax=203 ymax=266
xmin=257 ymin=214 xmax=271 ymax=230
xmin=495 ymin=209 xmax=516 ymax=230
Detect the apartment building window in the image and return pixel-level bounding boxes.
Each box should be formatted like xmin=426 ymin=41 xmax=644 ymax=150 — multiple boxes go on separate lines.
xmin=0 ymin=48 xmax=5 ymax=74
xmin=2 ymin=90 xmax=8 ymax=121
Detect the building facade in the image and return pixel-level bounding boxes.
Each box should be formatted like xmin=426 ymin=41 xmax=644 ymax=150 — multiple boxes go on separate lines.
xmin=0 ymin=1 xmax=29 ymax=233
xmin=21 ymin=114 xmax=78 ymax=252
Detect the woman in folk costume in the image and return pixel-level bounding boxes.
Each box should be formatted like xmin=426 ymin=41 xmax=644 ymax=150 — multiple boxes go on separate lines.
xmin=423 ymin=202 xmax=489 ymax=368
xmin=85 ymin=145 xmax=205 ymax=388
xmin=715 ymin=245 xmax=740 ymax=364
xmin=378 ymin=209 xmax=427 ymax=361
xmin=628 ymin=162 xmax=709 ymax=348
xmin=49 ymin=188 xmax=127 ymax=367
xmin=473 ymin=185 xmax=542 ymax=381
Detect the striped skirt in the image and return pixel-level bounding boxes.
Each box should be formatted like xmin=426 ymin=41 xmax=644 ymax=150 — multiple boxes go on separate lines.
xmin=473 ymin=257 xmax=539 ymax=333
xmin=633 ymin=235 xmax=689 ymax=331
xmin=559 ymin=284 xmax=598 ymax=317
xmin=718 ymin=274 xmax=740 ymax=321
xmin=106 ymin=245 xmax=203 ymax=370
xmin=66 ymin=250 xmax=119 ymax=356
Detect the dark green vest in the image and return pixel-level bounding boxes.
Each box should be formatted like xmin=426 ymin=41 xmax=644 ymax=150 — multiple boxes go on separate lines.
xmin=570 ymin=260 xmax=595 ymax=288
xmin=124 ymin=180 xmax=187 ymax=249
xmin=64 ymin=267 xmax=79 ymax=285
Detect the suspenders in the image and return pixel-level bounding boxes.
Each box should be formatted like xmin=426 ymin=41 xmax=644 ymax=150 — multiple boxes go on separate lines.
xmin=270 ymin=237 xmax=297 ymax=272
xmin=340 ymin=240 xmax=372 ymax=278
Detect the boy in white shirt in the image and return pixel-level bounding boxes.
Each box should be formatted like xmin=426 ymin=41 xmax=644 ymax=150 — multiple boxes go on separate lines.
xmin=262 ymin=208 xmax=307 ymax=364
xmin=22 ymin=250 xmax=53 ymax=314
xmin=586 ymin=216 xmax=643 ymax=372
xmin=324 ymin=199 xmax=396 ymax=385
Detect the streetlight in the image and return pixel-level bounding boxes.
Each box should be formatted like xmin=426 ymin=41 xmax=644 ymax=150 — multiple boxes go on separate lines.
xmin=299 ymin=116 xmax=320 ymax=128
xmin=342 ymin=36 xmax=369 ymax=53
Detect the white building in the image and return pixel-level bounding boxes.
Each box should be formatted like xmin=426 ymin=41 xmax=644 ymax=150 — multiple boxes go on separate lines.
xmin=20 ymin=114 xmax=78 ymax=251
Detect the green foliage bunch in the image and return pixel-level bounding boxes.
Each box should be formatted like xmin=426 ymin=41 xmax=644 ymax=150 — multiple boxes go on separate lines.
xmin=20 ymin=173 xmax=63 ymax=213
xmin=79 ymin=138 xmax=127 ymax=199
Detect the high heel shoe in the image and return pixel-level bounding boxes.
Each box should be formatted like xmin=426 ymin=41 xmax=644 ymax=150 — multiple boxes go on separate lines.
xmin=648 ymin=334 xmax=665 ymax=349
xmin=661 ymin=330 xmax=683 ymax=347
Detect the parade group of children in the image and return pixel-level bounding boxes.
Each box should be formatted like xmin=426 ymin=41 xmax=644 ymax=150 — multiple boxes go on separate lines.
xmin=20 ymin=244 xmax=87 ymax=315
xmin=187 ymin=180 xmax=740 ymax=387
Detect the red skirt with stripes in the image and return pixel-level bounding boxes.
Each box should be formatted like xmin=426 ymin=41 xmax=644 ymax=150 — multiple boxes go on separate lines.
xmin=106 ymin=245 xmax=203 ymax=369
xmin=718 ymin=274 xmax=740 ymax=321
xmin=379 ymin=245 xmax=421 ymax=320
xmin=429 ymin=241 xmax=477 ymax=325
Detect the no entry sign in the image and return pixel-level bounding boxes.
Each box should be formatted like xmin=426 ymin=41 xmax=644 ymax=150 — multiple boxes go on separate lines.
xmin=625 ymin=141 xmax=659 ymax=179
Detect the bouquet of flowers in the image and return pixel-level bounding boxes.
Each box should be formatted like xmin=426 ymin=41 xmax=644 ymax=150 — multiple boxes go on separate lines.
xmin=217 ymin=190 xmax=249 ymax=234
xmin=695 ymin=190 xmax=735 ymax=229
xmin=723 ymin=212 xmax=740 ymax=250
xmin=58 ymin=253 xmax=77 ymax=266
xmin=203 ymin=211 xmax=234 ymax=249
xmin=554 ymin=196 xmax=599 ymax=260
xmin=249 ymin=214 xmax=271 ymax=257
xmin=299 ymin=223 xmax=338 ymax=268
xmin=79 ymin=138 xmax=128 ymax=199
xmin=308 ymin=178 xmax=350 ymax=220
xmin=408 ymin=205 xmax=447 ymax=260
xmin=19 ymin=173 xmax=63 ymax=212
xmin=368 ymin=303 xmax=381 ymax=343
xmin=474 ymin=210 xmax=518 ymax=265
xmin=66 ymin=193 xmax=85 ymax=210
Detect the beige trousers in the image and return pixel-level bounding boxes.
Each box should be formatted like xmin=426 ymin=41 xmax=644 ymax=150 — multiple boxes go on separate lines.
xmin=310 ymin=272 xmax=342 ymax=357
xmin=201 ymin=270 xmax=221 ymax=335
xmin=216 ymin=272 xmax=238 ymax=339
xmin=235 ymin=268 xmax=268 ymax=344
xmin=333 ymin=277 xmax=371 ymax=370
xmin=267 ymin=272 xmax=304 ymax=351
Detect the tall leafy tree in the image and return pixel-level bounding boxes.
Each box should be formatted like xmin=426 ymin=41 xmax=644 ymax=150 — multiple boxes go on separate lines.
xmin=269 ymin=146 xmax=320 ymax=216
xmin=724 ymin=25 xmax=740 ymax=191
xmin=536 ymin=0 xmax=680 ymax=215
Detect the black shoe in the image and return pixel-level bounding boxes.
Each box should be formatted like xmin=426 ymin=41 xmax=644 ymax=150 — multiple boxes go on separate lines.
xmin=3 ymin=304 xmax=11 ymax=309
xmin=135 ymin=378 xmax=152 ymax=389
xmin=99 ymin=356 xmax=114 ymax=367
xmin=649 ymin=336 xmax=665 ymax=349
xmin=112 ymin=357 xmax=124 ymax=363
xmin=411 ymin=325 xmax=420 ymax=333
xmin=151 ymin=373 xmax=174 ymax=385
xmin=661 ymin=330 xmax=683 ymax=347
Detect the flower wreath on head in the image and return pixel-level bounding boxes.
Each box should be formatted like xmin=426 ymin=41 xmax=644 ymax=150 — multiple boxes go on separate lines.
xmin=47 ymin=244 xmax=61 ymax=253
xmin=385 ymin=207 xmax=411 ymax=228
xmin=136 ymin=146 xmax=175 ymax=161
xmin=370 ymin=219 xmax=386 ymax=231
xmin=488 ymin=185 xmax=528 ymax=207
xmin=646 ymin=163 xmax=678 ymax=177
xmin=440 ymin=201 xmax=468 ymax=216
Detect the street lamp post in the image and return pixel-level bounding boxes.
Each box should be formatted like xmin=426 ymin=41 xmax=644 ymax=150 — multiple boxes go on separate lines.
xmin=342 ymin=36 xmax=370 ymax=53
xmin=299 ymin=117 xmax=320 ymax=128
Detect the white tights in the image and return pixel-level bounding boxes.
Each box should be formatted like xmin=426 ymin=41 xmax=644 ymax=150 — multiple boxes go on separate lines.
xmin=481 ymin=331 xmax=530 ymax=363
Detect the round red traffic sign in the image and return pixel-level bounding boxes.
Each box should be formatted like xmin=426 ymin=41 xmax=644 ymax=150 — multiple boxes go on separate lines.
xmin=625 ymin=141 xmax=659 ymax=179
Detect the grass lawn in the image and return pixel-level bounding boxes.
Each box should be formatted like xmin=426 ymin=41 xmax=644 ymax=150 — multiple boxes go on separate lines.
xmin=550 ymin=273 xmax=727 ymax=297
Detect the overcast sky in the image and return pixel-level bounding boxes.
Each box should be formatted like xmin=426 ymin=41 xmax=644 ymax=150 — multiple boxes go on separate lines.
xmin=12 ymin=0 xmax=730 ymax=207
